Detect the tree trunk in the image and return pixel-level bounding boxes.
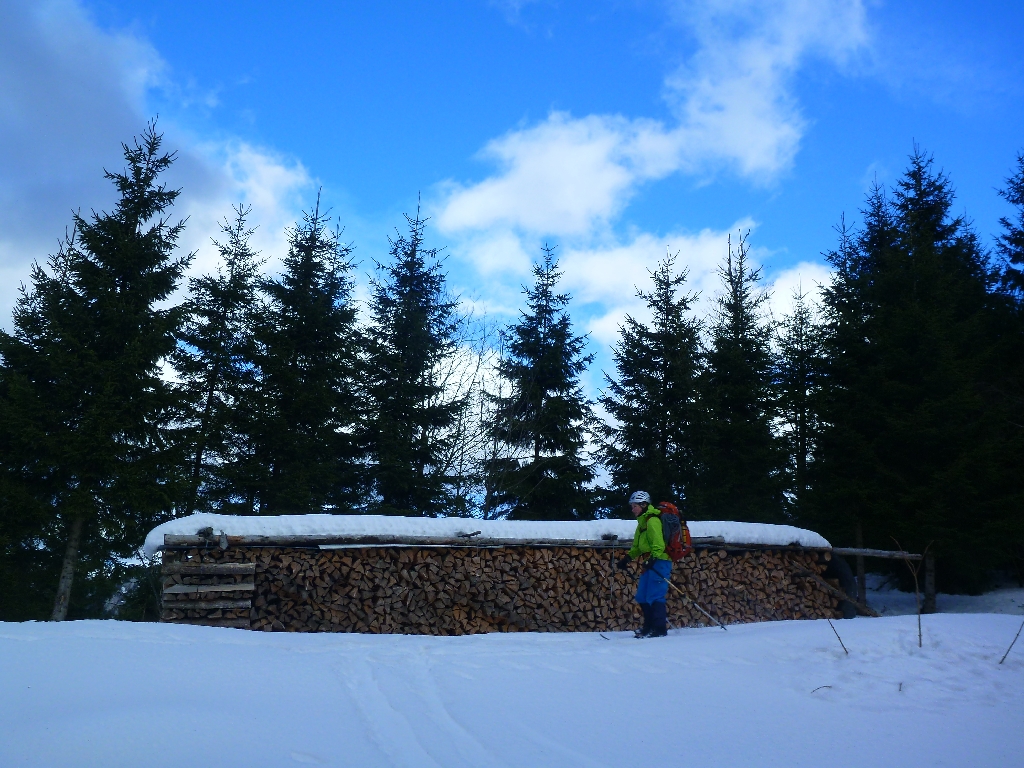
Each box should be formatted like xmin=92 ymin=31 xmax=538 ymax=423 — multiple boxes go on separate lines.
xmin=855 ymin=520 xmax=866 ymax=607
xmin=51 ymin=515 xmax=84 ymax=621
xmin=923 ymin=553 xmax=936 ymax=614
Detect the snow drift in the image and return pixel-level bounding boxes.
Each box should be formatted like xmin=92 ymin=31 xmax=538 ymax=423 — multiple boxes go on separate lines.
xmin=143 ymin=513 xmax=830 ymax=555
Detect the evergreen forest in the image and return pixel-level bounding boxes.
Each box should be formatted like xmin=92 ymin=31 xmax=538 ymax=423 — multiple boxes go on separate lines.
xmin=1 ymin=126 xmax=1022 ymax=620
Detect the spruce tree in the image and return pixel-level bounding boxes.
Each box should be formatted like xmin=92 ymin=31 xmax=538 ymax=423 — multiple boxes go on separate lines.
xmin=805 ymin=202 xmax=894 ymax=549
xmin=247 ymin=197 xmax=363 ymax=514
xmin=599 ymin=253 xmax=703 ymax=515
xmin=0 ymin=337 xmax=58 ymax=619
xmin=693 ymin=233 xmax=785 ymax=523
xmin=812 ymin=150 xmax=1004 ymax=590
xmin=485 ymin=247 xmax=596 ymax=520
xmin=365 ymin=209 xmax=464 ymax=516
xmin=775 ymin=286 xmax=824 ymax=513
xmin=172 ymin=205 xmax=263 ymax=514
xmin=0 ymin=124 xmax=190 ymax=619
xmin=990 ymin=153 xmax=1024 ymax=583
xmin=996 ymin=151 xmax=1024 ymax=297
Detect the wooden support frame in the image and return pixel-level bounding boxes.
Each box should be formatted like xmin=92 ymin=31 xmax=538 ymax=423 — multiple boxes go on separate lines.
xmin=162 ymin=617 xmax=250 ymax=629
xmin=161 ymin=598 xmax=252 ymax=611
xmin=162 ymin=581 xmax=255 ymax=595
xmin=831 ymin=546 xmax=934 ymax=618
xmin=160 ymin=562 xmax=256 ymax=576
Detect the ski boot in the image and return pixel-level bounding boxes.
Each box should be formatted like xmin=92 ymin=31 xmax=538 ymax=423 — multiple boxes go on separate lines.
xmin=634 ymin=603 xmax=652 ymax=638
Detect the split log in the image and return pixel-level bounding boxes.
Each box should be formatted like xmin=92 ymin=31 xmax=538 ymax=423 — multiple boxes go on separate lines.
xmin=159 ymin=543 xmax=839 ymax=635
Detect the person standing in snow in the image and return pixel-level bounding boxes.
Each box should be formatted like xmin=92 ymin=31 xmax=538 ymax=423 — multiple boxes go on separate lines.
xmin=616 ymin=490 xmax=672 ymax=638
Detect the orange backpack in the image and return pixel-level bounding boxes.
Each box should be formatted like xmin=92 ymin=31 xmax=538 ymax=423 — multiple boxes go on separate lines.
xmin=656 ymin=502 xmax=692 ymax=561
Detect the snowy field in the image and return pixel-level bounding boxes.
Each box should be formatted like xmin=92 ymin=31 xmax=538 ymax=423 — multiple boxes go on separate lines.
xmin=866 ymin=575 xmax=1024 ymax=617
xmin=2 ymin=613 xmax=1022 ymax=768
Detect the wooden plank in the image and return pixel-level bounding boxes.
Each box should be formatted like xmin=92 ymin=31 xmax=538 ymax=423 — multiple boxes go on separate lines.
xmin=832 ymin=547 xmax=922 ymax=560
xmin=163 ymin=617 xmax=250 ymax=629
xmin=161 ymin=562 xmax=256 ymax=576
xmin=161 ymin=599 xmax=252 ymax=610
xmin=162 ymin=581 xmax=255 ymax=595
xmin=721 ymin=543 xmax=830 ymax=553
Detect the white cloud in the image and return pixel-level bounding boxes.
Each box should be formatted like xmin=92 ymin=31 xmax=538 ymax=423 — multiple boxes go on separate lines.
xmin=172 ymin=140 xmax=312 ymax=281
xmin=437 ymin=113 xmax=678 ymax=237
xmin=765 ymin=259 xmax=833 ymax=320
xmin=435 ymin=1 xmax=868 ymax=245
xmin=666 ymin=0 xmax=869 ymax=179
xmin=561 ymin=225 xmax=746 ymax=311
xmin=431 ymin=1 xmax=860 ymax=363
xmin=449 ymin=229 xmax=536 ymax=278
xmin=0 ymin=0 xmax=159 ymax=316
xmin=562 ymin=227 xmax=835 ymax=347
xmin=458 ymin=219 xmax=753 ymax=346
xmin=0 ymin=0 xmax=311 ymax=325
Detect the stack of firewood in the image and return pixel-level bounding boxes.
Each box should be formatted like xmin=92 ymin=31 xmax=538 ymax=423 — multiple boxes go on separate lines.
xmin=161 ymin=558 xmax=255 ymax=628
xmin=161 ymin=543 xmax=840 ymax=633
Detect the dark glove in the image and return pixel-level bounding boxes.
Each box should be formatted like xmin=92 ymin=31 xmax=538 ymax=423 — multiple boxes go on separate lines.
xmin=616 ymin=556 xmax=632 ymax=571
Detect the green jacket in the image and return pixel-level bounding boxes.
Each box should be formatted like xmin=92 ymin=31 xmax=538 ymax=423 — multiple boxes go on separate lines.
xmin=628 ymin=504 xmax=670 ymax=561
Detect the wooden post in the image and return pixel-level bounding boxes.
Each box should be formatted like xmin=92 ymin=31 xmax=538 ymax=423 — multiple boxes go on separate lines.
xmin=855 ymin=521 xmax=866 ymax=607
xmin=923 ymin=553 xmax=936 ymax=614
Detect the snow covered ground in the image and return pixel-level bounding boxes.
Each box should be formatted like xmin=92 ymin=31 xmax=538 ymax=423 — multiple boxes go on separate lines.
xmin=865 ymin=574 xmax=1024 ymax=617
xmin=2 ymin=613 xmax=1022 ymax=767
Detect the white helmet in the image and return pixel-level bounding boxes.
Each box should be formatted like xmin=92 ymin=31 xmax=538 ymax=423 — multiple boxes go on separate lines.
xmin=628 ymin=490 xmax=650 ymax=506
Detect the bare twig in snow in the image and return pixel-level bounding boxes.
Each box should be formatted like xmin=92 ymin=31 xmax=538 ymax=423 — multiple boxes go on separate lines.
xmin=892 ymin=537 xmax=932 ymax=648
xmin=999 ymin=617 xmax=1024 ymax=664
xmin=827 ymin=618 xmax=849 ymax=654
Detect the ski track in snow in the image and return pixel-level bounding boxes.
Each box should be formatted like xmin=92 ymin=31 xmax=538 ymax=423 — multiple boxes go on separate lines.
xmin=337 ymin=648 xmax=505 ymax=768
xmin=342 ymin=656 xmax=442 ymax=768
xmin=0 ymin=614 xmax=1022 ymax=767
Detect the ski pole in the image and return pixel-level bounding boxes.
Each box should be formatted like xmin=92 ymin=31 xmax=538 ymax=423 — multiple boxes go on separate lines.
xmin=653 ymin=570 xmax=727 ymax=631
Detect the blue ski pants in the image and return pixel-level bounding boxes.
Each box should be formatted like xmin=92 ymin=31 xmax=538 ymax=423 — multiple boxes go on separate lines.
xmin=635 ymin=559 xmax=672 ymax=605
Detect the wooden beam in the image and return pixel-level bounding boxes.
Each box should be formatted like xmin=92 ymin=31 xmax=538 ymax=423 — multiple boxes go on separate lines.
xmin=161 ymin=599 xmax=252 ymax=610
xmin=161 ymin=562 xmax=256 ymax=576
xmin=794 ymin=570 xmax=881 ymax=618
xmin=831 ymin=547 xmax=922 ymax=560
xmin=162 ymin=581 xmax=255 ymax=595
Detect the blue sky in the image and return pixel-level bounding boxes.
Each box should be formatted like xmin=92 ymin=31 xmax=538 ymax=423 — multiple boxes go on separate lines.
xmin=2 ymin=0 xmax=1022 ymax=389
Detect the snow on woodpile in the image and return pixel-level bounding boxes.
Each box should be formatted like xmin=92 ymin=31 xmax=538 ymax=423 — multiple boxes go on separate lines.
xmin=144 ymin=513 xmax=829 ymax=555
